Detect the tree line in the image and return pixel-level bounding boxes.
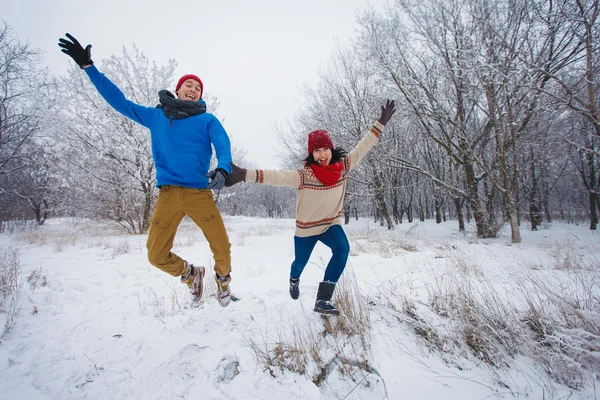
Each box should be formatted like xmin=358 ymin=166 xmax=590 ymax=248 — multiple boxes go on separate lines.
xmin=1 ymin=0 xmax=598 ymax=242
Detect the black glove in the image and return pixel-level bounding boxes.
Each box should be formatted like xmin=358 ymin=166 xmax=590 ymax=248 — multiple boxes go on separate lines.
xmin=205 ymin=168 xmax=229 ymax=190
xmin=225 ymin=162 xmax=247 ymax=187
xmin=377 ymin=99 xmax=396 ymax=126
xmin=58 ymin=33 xmax=93 ymax=69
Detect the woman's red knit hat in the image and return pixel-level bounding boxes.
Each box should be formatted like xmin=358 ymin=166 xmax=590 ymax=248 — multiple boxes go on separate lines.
xmin=176 ymin=74 xmax=204 ymax=98
xmin=308 ymin=130 xmax=334 ymax=154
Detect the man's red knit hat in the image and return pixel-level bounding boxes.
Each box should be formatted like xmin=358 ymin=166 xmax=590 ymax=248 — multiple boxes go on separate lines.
xmin=308 ymin=130 xmax=334 ymax=154
xmin=176 ymin=74 xmax=203 ymax=98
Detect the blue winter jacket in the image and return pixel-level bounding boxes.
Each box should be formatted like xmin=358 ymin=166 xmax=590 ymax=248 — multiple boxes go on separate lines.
xmin=84 ymin=66 xmax=232 ymax=188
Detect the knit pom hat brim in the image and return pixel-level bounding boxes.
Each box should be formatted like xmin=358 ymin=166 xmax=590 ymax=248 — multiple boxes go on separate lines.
xmin=176 ymin=74 xmax=204 ymax=98
xmin=307 ymin=130 xmax=334 ymax=154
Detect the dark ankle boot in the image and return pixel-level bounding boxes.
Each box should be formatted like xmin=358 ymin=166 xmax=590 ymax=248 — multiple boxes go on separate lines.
xmin=314 ymin=281 xmax=339 ymax=315
xmin=289 ymin=277 xmax=300 ymax=300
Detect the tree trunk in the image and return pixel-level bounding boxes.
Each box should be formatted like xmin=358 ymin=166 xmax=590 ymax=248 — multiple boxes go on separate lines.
xmin=464 ymin=161 xmax=494 ymax=237
xmin=589 ymin=191 xmax=598 ymax=230
xmin=419 ymin=196 xmax=425 ymax=222
xmin=392 ymin=191 xmax=400 ymax=224
xmin=30 ymin=198 xmax=49 ymax=225
xmin=484 ymin=181 xmax=498 ymax=234
xmin=529 ymin=201 xmax=542 ymax=231
xmin=435 ymin=198 xmax=442 ymax=223
xmin=508 ymin=205 xmax=521 ymax=243
xmin=529 ymin=150 xmax=542 ymax=231
xmin=369 ymin=159 xmax=394 ymax=230
xmin=141 ymin=182 xmax=155 ymax=234
xmin=506 ymin=193 xmax=521 ymax=243
xmin=454 ymin=197 xmax=465 ymax=231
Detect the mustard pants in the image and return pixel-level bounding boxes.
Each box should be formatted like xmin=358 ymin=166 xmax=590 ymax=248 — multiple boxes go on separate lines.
xmin=146 ymin=186 xmax=231 ymax=277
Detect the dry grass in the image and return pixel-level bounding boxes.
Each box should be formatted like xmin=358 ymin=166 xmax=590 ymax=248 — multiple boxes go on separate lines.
xmin=242 ymin=259 xmax=266 ymax=278
xmin=111 ymin=238 xmax=132 ymax=257
xmin=26 ymin=268 xmax=47 ymax=292
xmin=323 ymin=269 xmax=371 ymax=339
xmin=377 ymin=242 xmax=600 ymax=393
xmin=246 ymin=269 xmax=373 ymax=392
xmin=515 ymin=267 xmax=600 ymax=389
xmin=538 ymin=239 xmax=599 ymax=271
xmin=348 ymin=230 xmax=418 ymax=257
xmin=0 ymin=245 xmax=22 ymax=343
xmin=0 ymin=220 xmax=39 ymax=234
xmin=248 ymin=324 xmax=318 ymax=378
xmin=15 ymin=219 xmax=131 ymax=252
xmin=137 ymin=279 xmax=189 ymax=319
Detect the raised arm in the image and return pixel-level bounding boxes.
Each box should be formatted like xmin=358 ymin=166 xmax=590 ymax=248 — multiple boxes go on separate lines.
xmin=58 ymin=33 xmax=155 ymax=127
xmin=346 ymin=100 xmax=396 ymax=172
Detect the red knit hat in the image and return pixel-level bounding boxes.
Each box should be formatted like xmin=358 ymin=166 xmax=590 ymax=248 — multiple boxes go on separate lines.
xmin=176 ymin=74 xmax=204 ymax=97
xmin=308 ymin=130 xmax=334 ymax=154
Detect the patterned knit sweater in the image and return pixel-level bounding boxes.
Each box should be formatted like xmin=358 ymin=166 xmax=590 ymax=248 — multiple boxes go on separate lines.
xmin=245 ymin=121 xmax=385 ymax=237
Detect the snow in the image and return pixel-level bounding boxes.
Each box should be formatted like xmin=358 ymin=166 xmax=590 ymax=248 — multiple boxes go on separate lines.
xmin=0 ymin=216 xmax=598 ymax=400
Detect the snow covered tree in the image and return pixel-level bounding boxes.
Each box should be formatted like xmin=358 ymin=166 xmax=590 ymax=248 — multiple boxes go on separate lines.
xmin=543 ymin=0 xmax=600 ymax=230
xmin=0 ymin=24 xmax=56 ymax=222
xmin=356 ymin=0 xmax=589 ymax=241
xmin=0 ymin=24 xmax=40 ymax=179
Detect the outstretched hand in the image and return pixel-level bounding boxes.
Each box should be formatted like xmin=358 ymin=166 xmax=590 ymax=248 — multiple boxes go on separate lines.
xmin=225 ymin=162 xmax=247 ymax=187
xmin=377 ymin=99 xmax=396 ymax=126
xmin=58 ymin=33 xmax=94 ymax=69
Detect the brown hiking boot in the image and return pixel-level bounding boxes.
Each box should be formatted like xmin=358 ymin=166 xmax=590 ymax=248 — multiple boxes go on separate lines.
xmin=215 ymin=273 xmax=232 ymax=307
xmin=181 ymin=264 xmax=206 ymax=303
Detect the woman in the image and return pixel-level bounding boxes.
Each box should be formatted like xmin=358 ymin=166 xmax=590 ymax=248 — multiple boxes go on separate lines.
xmin=226 ymin=100 xmax=396 ymax=315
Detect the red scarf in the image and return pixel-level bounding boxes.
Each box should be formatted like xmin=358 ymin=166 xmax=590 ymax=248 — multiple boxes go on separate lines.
xmin=310 ymin=161 xmax=344 ymax=186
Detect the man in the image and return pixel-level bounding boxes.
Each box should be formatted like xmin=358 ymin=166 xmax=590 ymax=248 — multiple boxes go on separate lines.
xmin=58 ymin=33 xmax=234 ymax=307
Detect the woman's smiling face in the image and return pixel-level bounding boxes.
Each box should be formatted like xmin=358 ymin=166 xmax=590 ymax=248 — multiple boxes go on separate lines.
xmin=312 ymin=147 xmax=332 ymax=165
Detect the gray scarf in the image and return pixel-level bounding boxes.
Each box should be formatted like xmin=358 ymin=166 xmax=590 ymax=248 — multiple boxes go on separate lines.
xmin=156 ymin=90 xmax=206 ymax=120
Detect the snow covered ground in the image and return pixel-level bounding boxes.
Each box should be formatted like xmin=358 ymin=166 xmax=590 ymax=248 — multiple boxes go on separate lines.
xmin=0 ymin=216 xmax=598 ymax=399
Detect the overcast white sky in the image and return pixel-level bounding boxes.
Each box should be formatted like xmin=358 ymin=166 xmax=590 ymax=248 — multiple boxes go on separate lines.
xmin=1 ymin=0 xmax=385 ymax=169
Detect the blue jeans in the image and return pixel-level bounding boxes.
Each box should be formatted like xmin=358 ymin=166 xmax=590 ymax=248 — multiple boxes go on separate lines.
xmin=290 ymin=225 xmax=350 ymax=283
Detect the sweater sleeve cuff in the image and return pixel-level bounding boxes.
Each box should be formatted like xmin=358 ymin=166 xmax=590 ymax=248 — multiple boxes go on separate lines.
xmin=245 ymin=169 xmax=256 ymax=183
xmin=370 ymin=120 xmax=386 ymax=139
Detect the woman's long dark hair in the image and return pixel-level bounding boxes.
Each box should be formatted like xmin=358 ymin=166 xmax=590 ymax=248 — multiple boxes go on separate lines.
xmin=303 ymin=147 xmax=348 ymax=166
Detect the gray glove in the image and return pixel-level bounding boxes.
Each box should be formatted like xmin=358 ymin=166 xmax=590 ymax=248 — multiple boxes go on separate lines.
xmin=205 ymin=168 xmax=228 ymax=190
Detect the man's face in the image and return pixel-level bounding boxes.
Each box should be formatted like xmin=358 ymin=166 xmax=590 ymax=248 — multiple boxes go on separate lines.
xmin=176 ymin=79 xmax=202 ymax=102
